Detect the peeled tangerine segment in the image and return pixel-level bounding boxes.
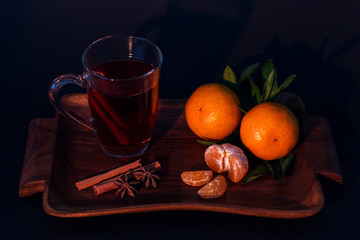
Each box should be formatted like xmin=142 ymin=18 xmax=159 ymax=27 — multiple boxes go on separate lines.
xmin=222 ymin=143 xmax=245 ymax=157
xmin=228 ymin=154 xmax=248 ymax=183
xmin=198 ymin=175 xmax=227 ymax=199
xmin=181 ymin=170 xmax=213 ymax=186
xmin=204 ymin=144 xmax=226 ymax=173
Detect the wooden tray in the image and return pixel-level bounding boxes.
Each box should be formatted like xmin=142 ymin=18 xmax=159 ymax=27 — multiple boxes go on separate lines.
xmin=19 ymin=93 xmax=343 ymax=218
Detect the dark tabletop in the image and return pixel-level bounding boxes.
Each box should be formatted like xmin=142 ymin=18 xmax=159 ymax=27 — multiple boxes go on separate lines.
xmin=1 ymin=0 xmax=359 ymax=239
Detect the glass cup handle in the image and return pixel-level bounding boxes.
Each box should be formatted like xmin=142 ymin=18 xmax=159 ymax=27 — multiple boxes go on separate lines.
xmin=48 ymin=73 xmax=94 ymax=131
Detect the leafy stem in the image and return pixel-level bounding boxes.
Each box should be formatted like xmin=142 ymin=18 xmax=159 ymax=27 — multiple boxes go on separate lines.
xmin=223 ymin=59 xmax=296 ymax=111
xmin=242 ymin=153 xmax=295 ymax=184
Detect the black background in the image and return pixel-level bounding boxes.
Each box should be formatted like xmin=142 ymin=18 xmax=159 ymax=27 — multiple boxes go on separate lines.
xmin=1 ymin=0 xmax=359 ymax=239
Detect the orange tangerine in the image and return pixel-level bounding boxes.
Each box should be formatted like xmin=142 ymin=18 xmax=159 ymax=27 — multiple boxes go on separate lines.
xmin=204 ymin=143 xmax=249 ymax=183
xmin=240 ymin=102 xmax=299 ymax=160
xmin=185 ymin=83 xmax=242 ymax=141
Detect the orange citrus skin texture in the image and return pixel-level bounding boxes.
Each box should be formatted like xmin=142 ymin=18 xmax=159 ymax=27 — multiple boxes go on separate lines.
xmin=240 ymin=102 xmax=299 ymax=161
xmin=185 ymin=83 xmax=242 ymax=141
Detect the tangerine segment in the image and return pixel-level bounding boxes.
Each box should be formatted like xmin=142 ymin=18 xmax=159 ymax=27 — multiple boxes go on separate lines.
xmin=198 ymin=175 xmax=227 ymax=199
xmin=222 ymin=143 xmax=245 ymax=157
xmin=228 ymin=154 xmax=249 ymax=183
xmin=181 ymin=170 xmax=213 ymax=187
xmin=204 ymin=144 xmax=226 ymax=173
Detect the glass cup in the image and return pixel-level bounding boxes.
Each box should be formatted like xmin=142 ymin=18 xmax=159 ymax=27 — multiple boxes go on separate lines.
xmin=49 ymin=36 xmax=163 ymax=158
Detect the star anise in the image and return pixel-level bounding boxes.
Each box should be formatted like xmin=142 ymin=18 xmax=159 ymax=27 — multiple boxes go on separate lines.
xmin=133 ymin=166 xmax=161 ymax=188
xmin=115 ymin=173 xmax=139 ymax=199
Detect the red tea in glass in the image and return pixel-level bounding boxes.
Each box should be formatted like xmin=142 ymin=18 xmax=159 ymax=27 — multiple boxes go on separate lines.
xmin=88 ymin=59 xmax=159 ymax=156
xmin=49 ymin=36 xmax=163 ymax=158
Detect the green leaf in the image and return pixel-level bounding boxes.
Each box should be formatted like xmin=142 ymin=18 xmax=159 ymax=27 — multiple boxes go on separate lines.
xmin=261 ymin=69 xmax=275 ymax=102
xmin=238 ymin=106 xmax=247 ymax=114
xmin=261 ymin=59 xmax=274 ymax=80
xmin=242 ymin=161 xmax=271 ymax=184
xmin=278 ymin=74 xmax=296 ymax=91
xmin=242 ymin=153 xmax=295 ymax=184
xmin=249 ymin=80 xmax=261 ymax=104
xmin=269 ymin=70 xmax=279 ymax=100
xmin=223 ymin=65 xmax=237 ymax=84
xmin=266 ymin=153 xmax=295 ymax=181
xmin=269 ymin=74 xmax=296 ymax=99
xmin=265 ymin=160 xmax=283 ymax=181
xmin=240 ymin=63 xmax=259 ymax=82
xmin=197 ymin=138 xmax=228 ymax=146
xmin=279 ymin=153 xmax=295 ymax=176
xmin=197 ymin=140 xmax=218 ymax=146
xmin=223 ymin=65 xmax=238 ymax=93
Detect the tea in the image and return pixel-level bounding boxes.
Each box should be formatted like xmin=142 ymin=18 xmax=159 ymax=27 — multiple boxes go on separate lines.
xmin=49 ymin=36 xmax=162 ymax=158
xmin=88 ymin=59 xmax=159 ymax=157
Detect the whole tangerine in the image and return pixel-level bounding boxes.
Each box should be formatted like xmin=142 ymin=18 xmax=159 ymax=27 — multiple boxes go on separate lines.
xmin=185 ymin=83 xmax=242 ymax=141
xmin=240 ymin=102 xmax=299 ymax=161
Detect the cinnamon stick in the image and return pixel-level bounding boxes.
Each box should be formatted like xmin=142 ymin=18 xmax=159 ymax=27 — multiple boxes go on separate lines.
xmin=75 ymin=159 xmax=142 ymax=190
xmin=93 ymin=161 xmax=161 ymax=195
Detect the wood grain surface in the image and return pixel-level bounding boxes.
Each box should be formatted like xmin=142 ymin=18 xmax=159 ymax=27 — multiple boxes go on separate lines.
xmin=19 ymin=93 xmax=343 ymax=218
